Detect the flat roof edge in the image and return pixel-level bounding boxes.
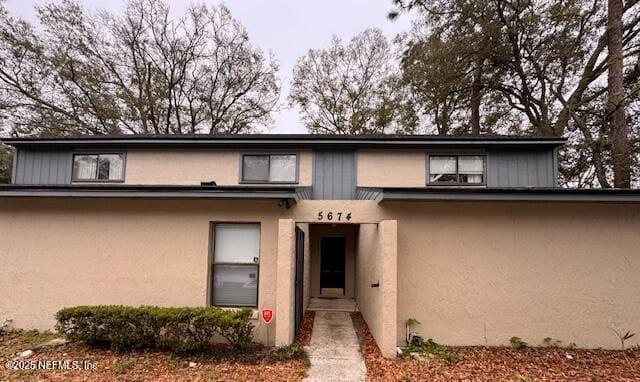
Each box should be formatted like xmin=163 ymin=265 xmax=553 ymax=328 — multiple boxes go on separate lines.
xmin=0 ymin=185 xmax=297 ymax=200
xmin=381 ymin=188 xmax=640 ymax=203
xmin=1 ymin=135 xmax=567 ymax=148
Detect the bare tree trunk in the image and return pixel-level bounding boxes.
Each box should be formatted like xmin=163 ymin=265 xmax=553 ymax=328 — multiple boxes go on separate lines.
xmin=608 ymin=0 xmax=631 ymax=188
xmin=470 ymin=56 xmax=483 ymax=135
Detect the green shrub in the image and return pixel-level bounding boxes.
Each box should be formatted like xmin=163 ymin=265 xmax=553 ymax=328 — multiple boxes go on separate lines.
xmin=268 ymin=344 xmax=309 ymax=365
xmin=113 ymin=359 xmax=135 ymax=375
xmin=401 ymin=336 xmax=458 ymax=363
xmin=542 ymin=337 xmax=562 ymax=347
xmin=55 ymin=306 xmax=254 ymax=352
xmin=510 ymin=336 xmax=528 ymax=349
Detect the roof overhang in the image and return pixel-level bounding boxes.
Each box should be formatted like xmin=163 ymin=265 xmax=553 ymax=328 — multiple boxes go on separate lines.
xmin=377 ymin=187 xmax=640 ymax=203
xmin=0 ymin=184 xmax=298 ymax=201
xmin=1 ymin=134 xmax=566 ymax=150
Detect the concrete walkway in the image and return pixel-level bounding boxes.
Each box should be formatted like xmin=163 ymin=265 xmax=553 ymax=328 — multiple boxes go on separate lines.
xmin=304 ymin=311 xmax=366 ymax=382
xmin=307 ymin=297 xmax=358 ymax=312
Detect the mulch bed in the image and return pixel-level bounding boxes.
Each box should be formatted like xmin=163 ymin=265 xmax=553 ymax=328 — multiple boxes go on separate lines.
xmin=351 ymin=312 xmax=640 ymax=382
xmin=1 ymin=331 xmax=307 ymax=382
xmin=295 ymin=310 xmax=315 ymax=346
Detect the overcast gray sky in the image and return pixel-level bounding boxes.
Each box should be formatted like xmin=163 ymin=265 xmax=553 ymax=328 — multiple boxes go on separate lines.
xmin=5 ymin=0 xmax=412 ymax=134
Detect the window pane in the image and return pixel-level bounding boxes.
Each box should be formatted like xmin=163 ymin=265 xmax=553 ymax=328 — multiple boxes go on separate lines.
xmin=97 ymin=154 xmax=124 ymax=181
xmin=459 ymin=174 xmax=484 ymax=184
xmin=214 ymin=224 xmax=260 ymax=263
xmin=430 ymin=173 xmax=458 ymax=182
xmin=242 ymin=155 xmax=269 ymax=181
xmin=212 ymin=265 xmax=258 ymax=306
xmin=458 ymin=156 xmax=484 ymax=174
xmin=459 ymin=156 xmax=484 ymax=184
xmin=269 ymin=155 xmax=296 ymax=182
xmin=73 ymin=155 xmax=98 ymax=180
xmin=429 ymin=156 xmax=457 ymax=182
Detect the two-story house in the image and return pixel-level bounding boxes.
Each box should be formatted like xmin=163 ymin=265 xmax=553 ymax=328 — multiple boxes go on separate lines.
xmin=1 ymin=134 xmax=639 ymax=357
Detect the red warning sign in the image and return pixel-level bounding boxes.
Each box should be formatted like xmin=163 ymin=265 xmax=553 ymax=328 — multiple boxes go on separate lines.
xmin=261 ymin=309 xmax=274 ymax=325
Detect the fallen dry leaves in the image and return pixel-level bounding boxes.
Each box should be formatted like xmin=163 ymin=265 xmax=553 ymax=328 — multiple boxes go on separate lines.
xmin=295 ymin=311 xmax=315 ymax=346
xmin=351 ymin=312 xmax=640 ymax=382
xmin=1 ymin=331 xmax=307 ymax=382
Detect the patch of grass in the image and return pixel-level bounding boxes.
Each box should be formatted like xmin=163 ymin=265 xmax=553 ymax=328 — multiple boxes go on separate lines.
xmin=113 ymin=359 xmax=135 ymax=375
xmin=165 ymin=353 xmax=183 ymax=370
xmin=268 ymin=344 xmax=309 ymax=366
xmin=0 ymin=329 xmax=59 ymax=356
xmin=401 ymin=336 xmax=458 ymax=364
xmin=542 ymin=337 xmax=563 ymax=347
xmin=510 ymin=336 xmax=528 ymax=349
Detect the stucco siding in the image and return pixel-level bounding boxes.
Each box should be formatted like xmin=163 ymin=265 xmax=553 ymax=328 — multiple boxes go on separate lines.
xmin=1 ymin=198 xmax=638 ymax=350
xmin=388 ymin=202 xmax=640 ymax=349
xmin=0 ymin=198 xmax=285 ymax=345
xmin=357 ymin=149 xmax=426 ymax=187
xmin=123 ymin=149 xmax=313 ymax=186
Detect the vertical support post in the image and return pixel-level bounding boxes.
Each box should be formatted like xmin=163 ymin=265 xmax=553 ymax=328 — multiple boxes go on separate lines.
xmin=275 ymin=219 xmax=296 ymax=346
xmin=379 ymin=220 xmax=398 ymax=358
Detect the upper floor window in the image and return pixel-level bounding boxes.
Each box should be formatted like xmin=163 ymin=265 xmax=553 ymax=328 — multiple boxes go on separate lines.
xmin=241 ymin=154 xmax=297 ymax=183
xmin=429 ymin=155 xmax=485 ymax=185
xmin=72 ymin=153 xmax=125 ymax=182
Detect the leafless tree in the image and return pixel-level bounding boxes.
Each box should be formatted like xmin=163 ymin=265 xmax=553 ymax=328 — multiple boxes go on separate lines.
xmin=289 ymin=29 xmax=411 ymax=134
xmin=0 ymin=0 xmax=280 ymax=137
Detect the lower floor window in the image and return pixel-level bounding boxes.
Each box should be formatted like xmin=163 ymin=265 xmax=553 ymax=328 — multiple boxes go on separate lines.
xmin=211 ymin=223 xmax=260 ymax=307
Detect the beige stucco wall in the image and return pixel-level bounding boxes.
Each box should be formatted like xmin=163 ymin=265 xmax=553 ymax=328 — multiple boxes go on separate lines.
xmin=0 ymin=198 xmax=288 ymax=345
xmin=1 ymin=198 xmax=639 ymax=351
xmin=309 ymin=224 xmax=357 ymax=298
xmin=275 ymin=219 xmax=296 ymax=346
xmin=355 ymin=221 xmax=397 ymax=358
xmin=384 ymin=202 xmax=640 ymax=350
xmin=124 ymin=149 xmax=313 ymax=186
xmin=357 ymin=149 xmax=426 ymax=187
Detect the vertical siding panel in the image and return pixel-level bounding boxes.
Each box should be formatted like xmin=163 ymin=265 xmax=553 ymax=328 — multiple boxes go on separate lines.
xmin=537 ymin=151 xmax=546 ymax=187
xmin=536 ymin=151 xmax=546 ymax=187
xmin=312 ymin=151 xmax=356 ymax=200
xmin=501 ymin=154 xmax=509 ymax=186
xmin=544 ymin=151 xmax=553 ymax=187
xmin=26 ymin=150 xmax=36 ymax=184
xmin=61 ymin=153 xmax=71 ymax=183
xmin=517 ymin=154 xmax=527 ymax=186
xmin=14 ymin=150 xmax=22 ymax=184
xmin=53 ymin=151 xmax=61 ymax=183
xmin=526 ymin=154 xmax=536 ymax=187
xmin=508 ymin=153 xmax=517 ymax=187
xmin=488 ymin=149 xmax=556 ymax=188
xmin=46 ymin=150 xmax=55 ymax=184
xmin=10 ymin=148 xmax=18 ymax=184
xmin=13 ymin=149 xmax=73 ymax=185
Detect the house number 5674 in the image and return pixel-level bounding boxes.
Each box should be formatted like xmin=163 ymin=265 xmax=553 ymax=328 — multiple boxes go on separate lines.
xmin=317 ymin=211 xmax=352 ymax=221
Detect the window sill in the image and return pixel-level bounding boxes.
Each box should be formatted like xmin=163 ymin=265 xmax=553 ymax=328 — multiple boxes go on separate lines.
xmin=427 ymin=184 xmax=487 ymax=188
xmin=215 ymin=306 xmax=260 ymax=320
xmin=239 ymin=181 xmax=299 ymax=185
xmin=71 ymin=180 xmax=125 ymax=184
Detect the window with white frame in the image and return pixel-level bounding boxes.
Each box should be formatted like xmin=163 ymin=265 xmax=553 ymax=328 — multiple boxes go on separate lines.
xmin=211 ymin=224 xmax=260 ymax=307
xmin=72 ymin=154 xmax=125 ymax=182
xmin=429 ymin=155 xmax=485 ymax=185
xmin=241 ymin=154 xmax=297 ymax=183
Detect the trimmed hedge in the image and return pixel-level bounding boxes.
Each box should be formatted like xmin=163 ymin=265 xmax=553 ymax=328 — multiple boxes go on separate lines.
xmin=55 ymin=306 xmax=254 ymax=352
